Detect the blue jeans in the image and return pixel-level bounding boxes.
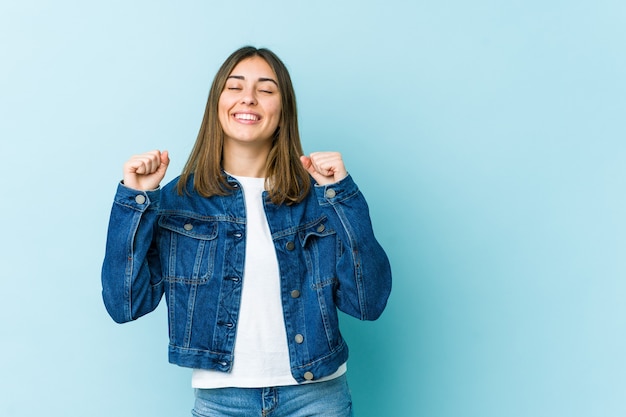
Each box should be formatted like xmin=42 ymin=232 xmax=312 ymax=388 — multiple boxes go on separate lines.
xmin=191 ymin=374 xmax=353 ymax=417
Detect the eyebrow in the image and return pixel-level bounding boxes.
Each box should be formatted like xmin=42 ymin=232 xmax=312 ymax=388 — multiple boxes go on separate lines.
xmin=227 ymin=75 xmax=278 ymax=86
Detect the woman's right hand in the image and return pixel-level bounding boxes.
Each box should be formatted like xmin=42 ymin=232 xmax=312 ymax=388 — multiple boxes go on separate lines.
xmin=122 ymin=150 xmax=170 ymax=191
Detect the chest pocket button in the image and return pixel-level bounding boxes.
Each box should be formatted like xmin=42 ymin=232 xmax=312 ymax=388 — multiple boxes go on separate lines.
xmin=183 ymin=223 xmax=193 ymax=231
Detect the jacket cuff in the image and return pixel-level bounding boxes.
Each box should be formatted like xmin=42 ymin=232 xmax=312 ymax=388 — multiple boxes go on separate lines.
xmin=314 ymin=174 xmax=359 ymax=205
xmin=114 ymin=181 xmax=161 ymax=212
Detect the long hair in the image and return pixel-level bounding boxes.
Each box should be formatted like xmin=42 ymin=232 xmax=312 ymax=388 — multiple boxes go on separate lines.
xmin=177 ymin=46 xmax=311 ymax=205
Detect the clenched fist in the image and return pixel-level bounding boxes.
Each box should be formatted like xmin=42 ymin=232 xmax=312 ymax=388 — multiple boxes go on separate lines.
xmin=122 ymin=150 xmax=170 ymax=191
xmin=300 ymin=152 xmax=348 ymax=185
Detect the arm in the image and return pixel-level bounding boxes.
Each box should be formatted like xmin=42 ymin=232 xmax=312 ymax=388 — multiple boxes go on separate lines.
xmin=302 ymin=153 xmax=392 ymax=320
xmin=101 ymin=185 xmax=163 ymax=323
xmin=101 ymin=150 xmax=170 ymax=323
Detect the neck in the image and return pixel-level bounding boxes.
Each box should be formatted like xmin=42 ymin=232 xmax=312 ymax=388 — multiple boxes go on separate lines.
xmin=222 ymin=140 xmax=271 ymax=178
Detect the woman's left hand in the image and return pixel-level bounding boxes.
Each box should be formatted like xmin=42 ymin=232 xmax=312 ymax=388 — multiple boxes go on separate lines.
xmin=300 ymin=152 xmax=348 ymax=185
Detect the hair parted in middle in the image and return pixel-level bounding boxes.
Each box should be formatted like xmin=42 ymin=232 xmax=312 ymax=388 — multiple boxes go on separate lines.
xmin=177 ymin=46 xmax=311 ymax=205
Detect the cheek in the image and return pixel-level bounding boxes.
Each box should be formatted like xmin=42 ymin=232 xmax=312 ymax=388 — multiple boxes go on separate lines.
xmin=217 ymin=111 xmax=227 ymax=129
xmin=217 ymin=97 xmax=230 ymax=124
xmin=269 ymin=100 xmax=282 ymax=121
xmin=217 ymin=95 xmax=227 ymax=113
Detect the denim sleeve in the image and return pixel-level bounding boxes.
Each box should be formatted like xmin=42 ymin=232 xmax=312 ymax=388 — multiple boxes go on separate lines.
xmin=101 ymin=183 xmax=164 ymax=323
xmin=314 ymin=175 xmax=392 ymax=321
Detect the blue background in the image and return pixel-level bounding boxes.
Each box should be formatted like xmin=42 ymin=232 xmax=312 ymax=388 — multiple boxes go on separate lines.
xmin=1 ymin=0 xmax=624 ymax=416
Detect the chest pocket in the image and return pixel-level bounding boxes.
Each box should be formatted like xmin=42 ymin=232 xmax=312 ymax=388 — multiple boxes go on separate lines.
xmin=158 ymin=215 xmax=219 ymax=283
xmin=298 ymin=217 xmax=338 ymax=287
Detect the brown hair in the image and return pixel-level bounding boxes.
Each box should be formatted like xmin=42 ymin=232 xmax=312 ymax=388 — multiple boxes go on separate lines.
xmin=177 ymin=46 xmax=311 ymax=205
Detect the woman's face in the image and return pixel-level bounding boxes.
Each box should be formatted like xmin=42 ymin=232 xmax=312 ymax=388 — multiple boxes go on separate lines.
xmin=218 ymin=56 xmax=282 ymax=148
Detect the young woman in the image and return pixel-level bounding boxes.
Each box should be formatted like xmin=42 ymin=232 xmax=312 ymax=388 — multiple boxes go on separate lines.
xmin=102 ymin=46 xmax=392 ymax=417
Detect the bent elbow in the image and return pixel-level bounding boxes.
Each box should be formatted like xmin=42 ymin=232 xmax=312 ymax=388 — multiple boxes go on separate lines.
xmin=363 ymin=265 xmax=392 ymax=321
xmin=363 ymin=284 xmax=392 ymax=321
xmin=102 ymin=292 xmax=133 ymax=324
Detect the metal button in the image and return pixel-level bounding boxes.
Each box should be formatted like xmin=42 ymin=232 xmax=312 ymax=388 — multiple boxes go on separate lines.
xmin=183 ymin=223 xmax=193 ymax=231
xmin=316 ymin=224 xmax=325 ymax=233
xmin=234 ymin=232 xmax=243 ymax=238
xmin=294 ymin=334 xmax=304 ymax=344
xmin=325 ymin=189 xmax=336 ymax=198
xmin=286 ymin=241 xmax=295 ymax=251
xmin=290 ymin=290 xmax=301 ymax=298
xmin=304 ymin=371 xmax=314 ymax=381
xmin=135 ymin=195 xmax=146 ymax=204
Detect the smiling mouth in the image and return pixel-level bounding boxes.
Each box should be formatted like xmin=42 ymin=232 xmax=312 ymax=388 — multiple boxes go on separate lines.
xmin=234 ymin=113 xmax=260 ymax=121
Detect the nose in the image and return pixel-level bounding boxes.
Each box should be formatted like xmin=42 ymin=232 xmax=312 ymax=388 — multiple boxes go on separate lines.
xmin=240 ymin=89 xmax=257 ymax=105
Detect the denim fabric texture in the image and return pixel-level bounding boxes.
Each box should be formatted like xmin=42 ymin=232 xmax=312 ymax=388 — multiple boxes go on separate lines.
xmin=192 ymin=374 xmax=353 ymax=417
xmin=102 ymin=173 xmax=392 ymax=383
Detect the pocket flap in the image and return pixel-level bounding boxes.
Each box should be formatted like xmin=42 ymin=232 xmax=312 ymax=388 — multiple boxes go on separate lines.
xmin=159 ymin=215 xmax=218 ymax=240
xmin=299 ymin=216 xmax=335 ymax=247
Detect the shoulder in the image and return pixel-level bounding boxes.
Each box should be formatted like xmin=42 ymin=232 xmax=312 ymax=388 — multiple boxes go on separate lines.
xmin=160 ymin=175 xmax=197 ymax=206
xmin=162 ymin=175 xmax=183 ymax=193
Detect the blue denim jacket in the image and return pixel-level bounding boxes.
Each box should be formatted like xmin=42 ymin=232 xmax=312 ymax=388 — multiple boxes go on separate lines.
xmin=102 ymin=173 xmax=392 ymax=383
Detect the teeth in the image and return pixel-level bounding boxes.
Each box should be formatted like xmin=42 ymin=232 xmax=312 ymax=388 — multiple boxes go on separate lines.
xmin=235 ymin=113 xmax=259 ymax=121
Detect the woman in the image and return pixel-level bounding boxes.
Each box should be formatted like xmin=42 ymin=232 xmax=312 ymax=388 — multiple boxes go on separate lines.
xmin=102 ymin=46 xmax=392 ymax=416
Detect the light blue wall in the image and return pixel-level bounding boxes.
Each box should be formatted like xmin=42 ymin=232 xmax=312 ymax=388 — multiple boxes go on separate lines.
xmin=1 ymin=0 xmax=624 ymax=416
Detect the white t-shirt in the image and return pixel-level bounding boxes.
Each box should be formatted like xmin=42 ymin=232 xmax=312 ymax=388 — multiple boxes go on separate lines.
xmin=192 ymin=175 xmax=346 ymax=389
